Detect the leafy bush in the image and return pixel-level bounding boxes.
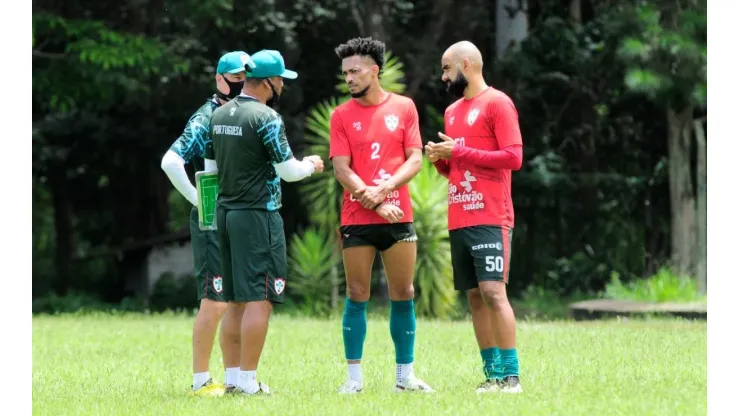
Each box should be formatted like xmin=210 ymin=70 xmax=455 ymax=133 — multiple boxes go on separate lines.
xmin=512 ymin=285 xmax=592 ymax=321
xmin=33 ymin=272 xmax=200 ymax=315
xmin=287 ymin=227 xmax=342 ymax=317
xmin=148 ymin=272 xmax=199 ymax=312
xmin=32 ymin=291 xmax=112 ymax=314
xmin=604 ymin=267 xmax=704 ymax=303
xmin=409 ymin=159 xmax=458 ymax=318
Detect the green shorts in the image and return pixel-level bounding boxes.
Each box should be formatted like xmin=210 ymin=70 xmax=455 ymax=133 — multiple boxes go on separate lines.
xmin=189 ymin=207 xmax=225 ymax=302
xmin=216 ymin=207 xmax=287 ymax=303
xmin=339 ymin=223 xmax=417 ymax=252
xmin=449 ymin=225 xmax=513 ymax=291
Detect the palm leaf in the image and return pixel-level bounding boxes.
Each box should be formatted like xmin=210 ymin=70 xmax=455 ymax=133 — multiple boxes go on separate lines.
xmin=409 ymin=159 xmax=458 ymax=318
xmin=288 ymin=227 xmax=342 ymax=316
xmin=301 ymin=97 xmax=344 ymax=230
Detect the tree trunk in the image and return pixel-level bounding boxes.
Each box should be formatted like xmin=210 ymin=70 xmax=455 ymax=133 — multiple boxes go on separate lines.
xmin=569 ymin=0 xmax=581 ymax=23
xmin=49 ymin=168 xmax=75 ymax=295
xmin=694 ymin=118 xmax=707 ymax=294
xmin=496 ymin=0 xmax=529 ymax=59
xmin=364 ymin=0 xmax=386 ymax=41
xmin=666 ymin=107 xmax=696 ymax=278
xmin=404 ymin=0 xmax=454 ymax=99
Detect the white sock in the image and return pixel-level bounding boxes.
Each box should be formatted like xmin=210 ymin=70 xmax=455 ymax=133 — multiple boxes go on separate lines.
xmin=348 ymin=363 xmax=363 ymax=383
xmin=225 ymin=367 xmax=240 ymax=386
xmin=193 ymin=371 xmax=210 ymax=390
xmin=238 ymin=370 xmax=258 ymax=393
xmin=396 ymin=363 xmax=413 ymax=382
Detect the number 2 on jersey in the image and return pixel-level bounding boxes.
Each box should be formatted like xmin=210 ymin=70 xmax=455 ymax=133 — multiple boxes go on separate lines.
xmin=371 ymin=142 xmax=380 ymax=159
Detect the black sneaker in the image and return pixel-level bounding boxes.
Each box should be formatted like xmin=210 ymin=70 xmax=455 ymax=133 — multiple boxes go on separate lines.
xmin=501 ymin=376 xmax=523 ymax=393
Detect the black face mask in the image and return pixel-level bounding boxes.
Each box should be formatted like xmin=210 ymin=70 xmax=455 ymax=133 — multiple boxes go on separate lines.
xmin=266 ymin=79 xmax=281 ymax=108
xmin=216 ymin=78 xmax=244 ymax=101
xmin=446 ymin=72 xmax=468 ymax=98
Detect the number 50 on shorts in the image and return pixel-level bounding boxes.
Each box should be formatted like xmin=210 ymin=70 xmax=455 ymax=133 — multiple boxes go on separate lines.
xmin=485 ymin=255 xmax=505 ymax=273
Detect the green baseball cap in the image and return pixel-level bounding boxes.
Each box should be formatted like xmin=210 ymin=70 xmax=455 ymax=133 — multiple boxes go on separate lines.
xmin=246 ymin=49 xmax=298 ymax=79
xmin=216 ymin=51 xmax=256 ymax=74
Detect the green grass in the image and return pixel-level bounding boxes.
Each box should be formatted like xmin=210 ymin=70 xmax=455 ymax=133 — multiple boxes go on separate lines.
xmin=33 ymin=313 xmax=706 ymax=416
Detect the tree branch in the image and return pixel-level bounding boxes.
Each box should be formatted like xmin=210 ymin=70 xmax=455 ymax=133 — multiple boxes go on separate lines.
xmin=33 ymin=50 xmax=66 ymax=59
xmin=349 ymin=0 xmax=365 ymax=34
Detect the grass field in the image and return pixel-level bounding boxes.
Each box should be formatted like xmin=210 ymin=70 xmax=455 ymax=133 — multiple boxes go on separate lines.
xmin=33 ymin=313 xmax=706 ymax=416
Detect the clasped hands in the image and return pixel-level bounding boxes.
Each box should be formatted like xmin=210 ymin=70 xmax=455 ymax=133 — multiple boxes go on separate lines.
xmin=353 ymin=182 xmax=404 ymax=224
xmin=424 ymin=132 xmax=456 ymax=163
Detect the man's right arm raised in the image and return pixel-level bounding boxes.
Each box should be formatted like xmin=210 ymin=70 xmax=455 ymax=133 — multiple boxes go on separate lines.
xmin=258 ymin=111 xmax=323 ymax=182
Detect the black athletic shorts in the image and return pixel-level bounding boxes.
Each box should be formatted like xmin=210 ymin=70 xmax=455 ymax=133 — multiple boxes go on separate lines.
xmin=339 ymin=223 xmax=417 ymax=252
xmin=449 ymin=225 xmax=513 ymax=291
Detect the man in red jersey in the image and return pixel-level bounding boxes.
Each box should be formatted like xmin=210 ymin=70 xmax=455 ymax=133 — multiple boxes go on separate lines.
xmin=426 ymin=40 xmax=524 ymax=394
xmin=329 ymin=37 xmax=433 ymax=394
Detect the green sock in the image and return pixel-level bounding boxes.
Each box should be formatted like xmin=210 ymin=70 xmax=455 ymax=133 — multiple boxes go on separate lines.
xmin=493 ymin=347 xmax=503 ymax=379
xmin=500 ymin=348 xmax=519 ymax=377
xmin=480 ymin=347 xmax=503 ymax=380
xmin=389 ymin=299 xmax=416 ymax=364
xmin=342 ymin=298 xmax=368 ymax=360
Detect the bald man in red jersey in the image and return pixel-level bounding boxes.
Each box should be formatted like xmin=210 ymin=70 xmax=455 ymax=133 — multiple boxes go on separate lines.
xmin=426 ymin=40 xmax=524 ymax=394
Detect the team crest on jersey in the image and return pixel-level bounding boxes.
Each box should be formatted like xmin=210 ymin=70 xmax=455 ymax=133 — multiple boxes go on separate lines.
xmin=274 ymin=278 xmax=286 ymax=295
xmin=448 ymin=116 xmax=455 ymax=125
xmin=353 ymin=121 xmax=362 ymax=131
xmin=384 ymin=114 xmax=399 ymax=132
xmin=213 ymin=276 xmax=223 ymax=293
xmin=467 ymin=108 xmax=480 ymax=126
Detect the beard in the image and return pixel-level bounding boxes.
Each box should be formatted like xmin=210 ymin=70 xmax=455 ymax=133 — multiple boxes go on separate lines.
xmin=446 ymin=72 xmax=469 ymax=98
xmin=350 ymin=84 xmax=370 ymax=98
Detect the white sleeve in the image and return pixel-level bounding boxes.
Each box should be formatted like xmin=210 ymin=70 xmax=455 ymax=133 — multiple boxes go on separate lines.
xmin=204 ymin=158 xmax=217 ymax=172
xmin=160 ymin=150 xmax=198 ymax=207
xmin=273 ymin=157 xmax=315 ymax=182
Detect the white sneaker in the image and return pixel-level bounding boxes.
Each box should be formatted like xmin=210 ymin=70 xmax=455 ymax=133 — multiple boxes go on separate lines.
xmin=394 ymin=371 xmax=435 ymax=393
xmin=236 ymin=381 xmax=271 ymax=395
xmin=338 ymin=379 xmax=363 ymax=394
xmin=475 ymin=379 xmax=502 ymax=394
xmin=500 ymin=376 xmax=523 ymax=394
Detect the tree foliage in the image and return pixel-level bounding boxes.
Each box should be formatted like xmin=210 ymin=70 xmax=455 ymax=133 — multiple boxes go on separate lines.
xmin=31 ymin=0 xmax=707 ymax=310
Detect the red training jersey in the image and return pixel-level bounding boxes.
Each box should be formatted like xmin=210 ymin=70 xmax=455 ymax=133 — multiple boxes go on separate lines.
xmin=442 ymin=87 xmax=523 ymax=230
xmin=329 ymin=93 xmax=423 ymax=226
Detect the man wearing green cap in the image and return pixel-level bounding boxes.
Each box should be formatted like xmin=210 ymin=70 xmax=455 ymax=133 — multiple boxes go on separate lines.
xmin=206 ymin=49 xmax=324 ymax=395
xmin=161 ymin=50 xmax=256 ymax=397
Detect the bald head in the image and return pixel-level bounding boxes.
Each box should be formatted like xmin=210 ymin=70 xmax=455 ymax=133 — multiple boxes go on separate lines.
xmin=442 ymin=41 xmax=483 ymax=72
xmin=440 ymin=41 xmax=487 ymax=99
